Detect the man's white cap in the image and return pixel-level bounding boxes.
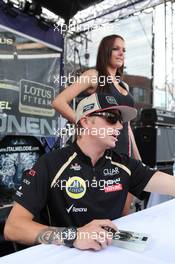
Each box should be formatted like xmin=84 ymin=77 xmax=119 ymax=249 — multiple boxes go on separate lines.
xmin=75 ymin=93 xmax=137 ymax=123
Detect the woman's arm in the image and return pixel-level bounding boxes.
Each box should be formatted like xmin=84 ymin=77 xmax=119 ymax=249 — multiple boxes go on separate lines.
xmin=122 ymin=124 xmax=142 ymax=216
xmin=52 ymin=69 xmax=98 ymax=123
xmin=128 ymin=123 xmax=142 ymax=160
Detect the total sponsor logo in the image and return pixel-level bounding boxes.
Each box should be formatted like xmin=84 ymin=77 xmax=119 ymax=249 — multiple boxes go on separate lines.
xmin=103 ymin=178 xmax=122 ymax=193
xmin=66 ymin=176 xmax=86 ymax=199
xmin=66 ymin=204 xmax=87 ymax=214
xmin=104 ymin=184 xmax=123 ymax=193
xmin=103 ymin=167 xmax=119 ymax=176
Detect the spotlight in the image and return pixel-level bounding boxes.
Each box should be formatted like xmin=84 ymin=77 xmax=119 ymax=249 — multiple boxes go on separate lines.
xmin=84 ymin=53 xmax=90 ymax=60
xmin=2 ymin=0 xmax=20 ymax=17
xmin=37 ymin=15 xmax=53 ymax=31
xmin=23 ymin=0 xmax=42 ymax=16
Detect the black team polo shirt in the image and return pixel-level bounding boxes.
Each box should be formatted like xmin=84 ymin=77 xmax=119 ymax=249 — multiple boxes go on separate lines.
xmin=15 ymin=142 xmax=155 ymax=227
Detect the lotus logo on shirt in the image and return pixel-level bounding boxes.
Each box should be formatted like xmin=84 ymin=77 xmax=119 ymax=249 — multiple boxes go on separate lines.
xmin=66 ymin=176 xmax=86 ymax=199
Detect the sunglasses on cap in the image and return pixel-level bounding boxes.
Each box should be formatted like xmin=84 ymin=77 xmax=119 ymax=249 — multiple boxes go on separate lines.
xmin=89 ymin=111 xmax=123 ymax=124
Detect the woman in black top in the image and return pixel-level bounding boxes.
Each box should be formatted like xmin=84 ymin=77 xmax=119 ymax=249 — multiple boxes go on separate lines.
xmin=104 ymin=80 xmax=134 ymax=155
xmin=52 ymin=34 xmax=141 ymax=214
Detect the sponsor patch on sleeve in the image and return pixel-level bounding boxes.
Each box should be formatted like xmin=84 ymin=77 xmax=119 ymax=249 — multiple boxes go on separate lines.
xmin=27 ymin=169 xmax=36 ymax=177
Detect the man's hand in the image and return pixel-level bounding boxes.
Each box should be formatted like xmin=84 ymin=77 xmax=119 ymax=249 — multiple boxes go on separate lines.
xmin=73 ymin=219 xmax=117 ymax=251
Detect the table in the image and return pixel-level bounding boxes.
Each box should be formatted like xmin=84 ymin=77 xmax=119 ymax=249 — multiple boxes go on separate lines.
xmin=1 ymin=199 xmax=175 ymax=264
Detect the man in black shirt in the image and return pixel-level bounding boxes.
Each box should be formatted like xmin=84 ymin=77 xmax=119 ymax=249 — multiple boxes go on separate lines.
xmin=4 ymin=93 xmax=175 ymax=251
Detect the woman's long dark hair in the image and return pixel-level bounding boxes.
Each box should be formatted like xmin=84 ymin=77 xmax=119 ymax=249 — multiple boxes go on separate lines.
xmin=96 ymin=34 xmax=124 ymax=93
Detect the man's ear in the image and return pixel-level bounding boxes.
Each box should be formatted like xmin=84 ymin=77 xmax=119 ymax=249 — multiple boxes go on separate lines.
xmin=79 ymin=117 xmax=88 ymax=128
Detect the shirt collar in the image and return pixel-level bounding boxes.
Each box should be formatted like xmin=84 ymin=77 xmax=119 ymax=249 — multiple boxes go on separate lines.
xmin=72 ymin=141 xmax=110 ymax=167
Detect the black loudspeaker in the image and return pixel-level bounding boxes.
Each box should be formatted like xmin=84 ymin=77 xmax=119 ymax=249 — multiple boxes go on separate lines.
xmin=134 ymin=127 xmax=175 ymax=167
xmin=140 ymin=108 xmax=175 ymax=127
xmin=156 ymin=163 xmax=174 ymax=175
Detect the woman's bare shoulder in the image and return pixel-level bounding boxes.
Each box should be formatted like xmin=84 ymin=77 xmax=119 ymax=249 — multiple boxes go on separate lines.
xmin=82 ymin=68 xmax=98 ymax=77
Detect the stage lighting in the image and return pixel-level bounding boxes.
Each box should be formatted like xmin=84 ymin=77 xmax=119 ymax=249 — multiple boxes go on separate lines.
xmin=23 ymin=0 xmax=42 ymax=16
xmin=2 ymin=0 xmax=20 ymax=17
xmin=37 ymin=15 xmax=53 ymax=31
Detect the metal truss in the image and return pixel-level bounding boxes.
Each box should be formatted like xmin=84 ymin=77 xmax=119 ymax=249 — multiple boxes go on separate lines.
xmin=72 ymin=0 xmax=166 ymax=34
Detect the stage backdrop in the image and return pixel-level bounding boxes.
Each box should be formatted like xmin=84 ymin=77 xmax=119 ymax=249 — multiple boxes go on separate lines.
xmin=0 ymin=0 xmax=64 ymax=137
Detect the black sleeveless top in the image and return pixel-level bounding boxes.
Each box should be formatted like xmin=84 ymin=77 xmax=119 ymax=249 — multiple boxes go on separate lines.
xmin=108 ymin=81 xmax=135 ymax=155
